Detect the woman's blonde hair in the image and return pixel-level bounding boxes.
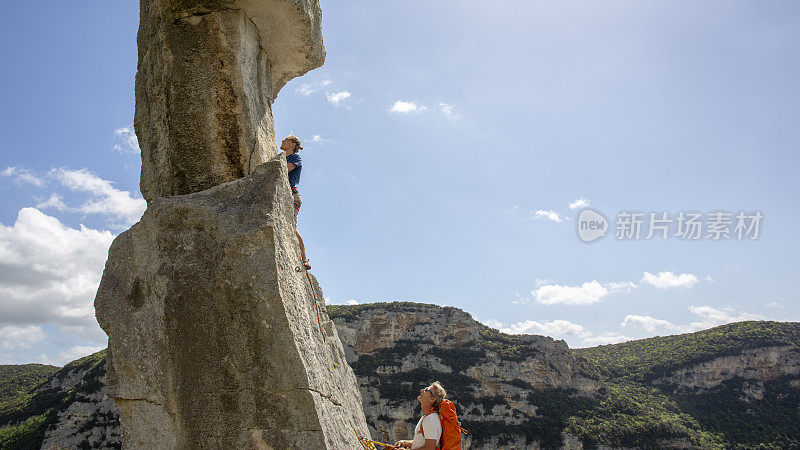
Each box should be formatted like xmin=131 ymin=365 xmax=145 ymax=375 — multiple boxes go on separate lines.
xmin=429 ymin=381 xmax=447 ymax=408
xmin=285 ymin=135 xmax=303 ymax=151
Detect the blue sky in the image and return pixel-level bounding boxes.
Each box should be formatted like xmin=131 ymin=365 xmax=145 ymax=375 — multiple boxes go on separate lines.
xmin=1 ymin=1 xmax=799 ymax=365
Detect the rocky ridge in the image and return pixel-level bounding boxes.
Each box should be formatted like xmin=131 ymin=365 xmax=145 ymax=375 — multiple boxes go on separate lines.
xmin=2 ymin=304 xmax=798 ymax=449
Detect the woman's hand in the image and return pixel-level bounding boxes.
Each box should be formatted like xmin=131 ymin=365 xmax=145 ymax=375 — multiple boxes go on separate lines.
xmin=392 ymin=440 xmax=411 ymax=448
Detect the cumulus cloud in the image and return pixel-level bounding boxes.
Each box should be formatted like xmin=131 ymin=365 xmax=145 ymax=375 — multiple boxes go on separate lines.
xmin=501 ymin=319 xmax=592 ymax=339
xmin=0 ymin=208 xmax=114 ymax=328
xmin=568 ymin=197 xmax=590 ymax=209
xmin=480 ymin=317 xmax=631 ymax=348
xmin=323 ymin=297 xmax=360 ymax=306
xmin=112 ymin=126 xmax=140 ymax=155
xmin=621 ymin=314 xmax=682 ymax=333
xmin=49 ymin=345 xmax=106 ymax=366
xmin=389 ymin=100 xmax=427 ymax=114
xmin=533 ymin=280 xmax=609 ymax=305
xmin=3 ymin=167 xmax=146 ymax=227
xmin=641 ymin=271 xmax=699 ymax=289
xmin=326 ymin=91 xmax=351 ymax=106
xmin=2 ymin=167 xmax=44 ymax=186
xmin=581 ymin=332 xmax=632 ymax=347
xmin=532 ymin=210 xmax=563 ymax=223
xmin=44 ymin=168 xmax=146 ymax=226
xmin=296 ymin=79 xmax=332 ymax=96
xmin=482 ymin=319 xmax=504 ymax=329
xmin=687 ymin=305 xmax=763 ymax=328
xmin=606 ymin=281 xmax=637 ymax=294
xmin=0 ymin=325 xmax=46 ymax=350
xmin=622 ymin=306 xmax=764 ymax=336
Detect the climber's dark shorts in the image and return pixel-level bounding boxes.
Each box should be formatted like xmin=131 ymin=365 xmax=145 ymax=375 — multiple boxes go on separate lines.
xmin=291 ymin=189 xmax=302 ymax=222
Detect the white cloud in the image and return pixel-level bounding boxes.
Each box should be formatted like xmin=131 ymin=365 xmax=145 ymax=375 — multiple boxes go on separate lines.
xmin=36 ymin=193 xmax=67 ymax=210
xmin=310 ymin=135 xmax=328 ymax=144
xmin=621 ymin=314 xmax=682 ymax=333
xmin=533 ymin=280 xmax=609 ymax=305
xmin=2 ymin=166 xmax=44 ymax=186
xmin=324 ymin=297 xmax=360 ymax=306
xmin=568 ymin=197 xmax=590 ymax=210
xmin=389 ymin=100 xmax=427 ymax=114
xmin=641 ymin=271 xmax=699 ymax=289
xmin=480 ymin=317 xmax=630 ymax=348
xmin=112 ymin=126 xmax=140 ymax=155
xmin=296 ymin=79 xmax=332 ymax=96
xmin=606 ymin=281 xmax=637 ymax=294
xmin=0 ymin=325 xmax=46 ymax=350
xmin=533 ymin=210 xmax=563 ymax=223
xmin=687 ymin=305 xmax=763 ymax=329
xmin=482 ymin=319 xmax=504 ymax=329
xmin=46 ymin=168 xmax=146 ymax=226
xmin=4 ymin=167 xmax=146 ymax=227
xmin=501 ymin=319 xmax=592 ymax=339
xmin=621 ymin=306 xmax=764 ymax=336
xmin=0 ymin=208 xmax=114 ymax=334
xmin=438 ymin=103 xmax=459 ymax=119
xmin=326 ymin=91 xmax=351 ymax=106
xmin=580 ymin=332 xmax=632 ymax=347
xmin=52 ymin=345 xmax=106 ymax=366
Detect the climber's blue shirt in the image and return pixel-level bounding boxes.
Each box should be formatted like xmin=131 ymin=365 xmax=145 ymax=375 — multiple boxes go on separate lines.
xmin=286 ymin=153 xmax=302 ymax=188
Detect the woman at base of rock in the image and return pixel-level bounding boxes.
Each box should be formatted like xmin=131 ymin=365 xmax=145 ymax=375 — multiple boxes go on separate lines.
xmin=389 ymin=382 xmax=445 ymax=450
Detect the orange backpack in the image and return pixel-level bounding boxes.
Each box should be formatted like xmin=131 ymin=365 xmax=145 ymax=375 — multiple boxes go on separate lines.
xmin=420 ymin=399 xmax=464 ymax=450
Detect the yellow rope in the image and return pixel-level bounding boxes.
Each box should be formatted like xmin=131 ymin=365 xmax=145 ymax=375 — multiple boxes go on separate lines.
xmin=352 ymin=424 xmax=393 ymax=449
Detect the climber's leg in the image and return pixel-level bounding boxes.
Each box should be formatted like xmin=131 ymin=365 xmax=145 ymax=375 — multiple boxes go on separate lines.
xmin=296 ymin=229 xmax=310 ymax=270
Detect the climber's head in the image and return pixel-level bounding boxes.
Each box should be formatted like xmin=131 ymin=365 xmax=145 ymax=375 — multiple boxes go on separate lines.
xmin=281 ymin=135 xmax=303 ymax=154
xmin=417 ymin=381 xmax=446 ymax=410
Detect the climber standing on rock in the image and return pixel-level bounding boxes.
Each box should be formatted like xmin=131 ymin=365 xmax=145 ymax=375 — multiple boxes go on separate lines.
xmin=280 ymin=135 xmax=311 ymax=270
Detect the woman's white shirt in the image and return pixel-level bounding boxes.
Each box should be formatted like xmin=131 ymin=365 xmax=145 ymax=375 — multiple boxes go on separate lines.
xmin=410 ymin=412 xmax=441 ymax=449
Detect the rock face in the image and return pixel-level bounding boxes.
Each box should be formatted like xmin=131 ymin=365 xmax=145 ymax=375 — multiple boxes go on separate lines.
xmin=653 ymin=345 xmax=800 ymax=395
xmin=135 ymin=0 xmax=324 ymax=201
xmin=96 ymin=161 xmax=369 ymax=448
xmin=93 ymin=0 xmax=369 ymax=447
xmin=38 ymin=355 xmax=121 ymax=449
xmin=4 ymin=312 xmax=798 ymax=449
xmin=329 ymin=303 xmax=604 ymax=448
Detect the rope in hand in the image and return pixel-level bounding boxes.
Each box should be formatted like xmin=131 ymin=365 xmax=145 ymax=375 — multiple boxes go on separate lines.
xmin=352 ymin=424 xmax=393 ymax=449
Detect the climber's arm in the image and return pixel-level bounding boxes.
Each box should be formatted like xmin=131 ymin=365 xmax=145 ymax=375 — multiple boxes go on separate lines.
xmin=287 ymin=163 xmax=296 ymax=171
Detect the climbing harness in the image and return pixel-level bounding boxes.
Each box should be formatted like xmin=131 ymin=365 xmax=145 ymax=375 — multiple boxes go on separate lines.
xmin=352 ymin=425 xmax=393 ymax=449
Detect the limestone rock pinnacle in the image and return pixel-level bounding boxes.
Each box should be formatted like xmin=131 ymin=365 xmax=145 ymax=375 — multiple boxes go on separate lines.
xmin=95 ymin=1 xmax=369 ymax=447
xmin=134 ymin=0 xmax=325 ymax=201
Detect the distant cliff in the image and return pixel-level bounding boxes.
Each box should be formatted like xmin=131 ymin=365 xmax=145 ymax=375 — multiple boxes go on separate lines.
xmin=1 ymin=303 xmax=798 ymax=449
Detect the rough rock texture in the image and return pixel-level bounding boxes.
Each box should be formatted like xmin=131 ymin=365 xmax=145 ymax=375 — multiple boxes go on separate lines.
xmin=5 ymin=313 xmax=799 ymax=448
xmin=39 ymin=359 xmax=121 ymax=450
xmin=654 ymin=345 xmax=800 ymax=395
xmin=95 ymin=160 xmax=369 ymax=448
xmin=135 ymin=0 xmax=325 ymax=201
xmin=91 ymin=0 xmax=368 ymax=447
xmin=330 ymin=303 xmax=603 ymax=449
